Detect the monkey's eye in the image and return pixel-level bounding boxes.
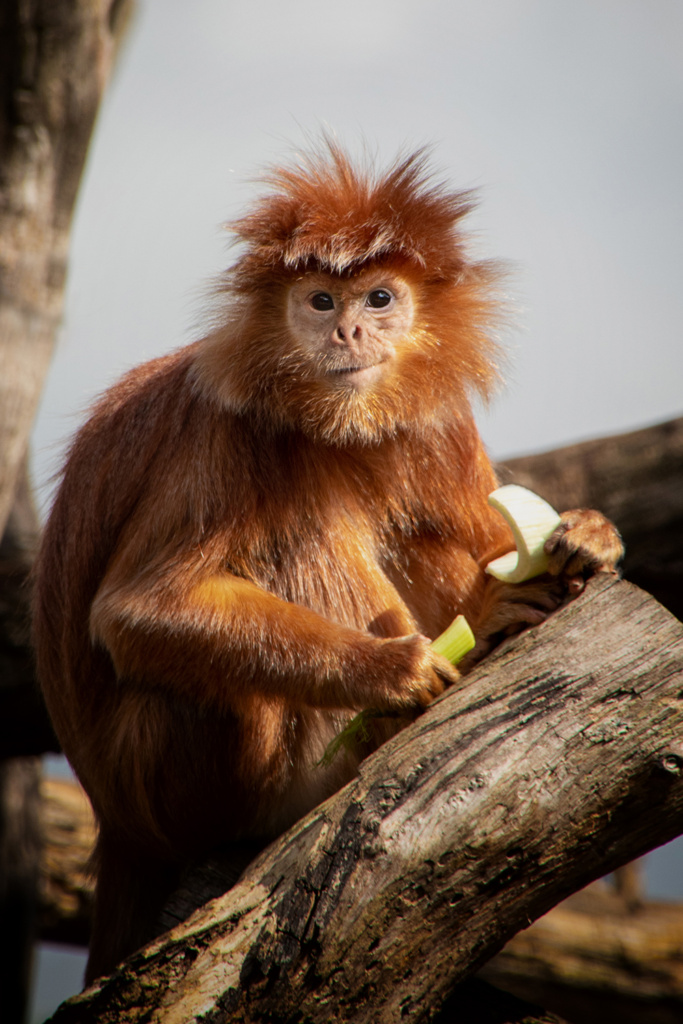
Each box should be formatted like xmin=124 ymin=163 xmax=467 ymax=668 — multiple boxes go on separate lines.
xmin=310 ymin=292 xmax=335 ymax=311
xmin=366 ymin=289 xmax=393 ymax=309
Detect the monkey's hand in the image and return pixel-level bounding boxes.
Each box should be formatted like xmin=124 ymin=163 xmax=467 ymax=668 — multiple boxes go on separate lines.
xmin=375 ymin=633 xmax=460 ymax=711
xmin=544 ymin=509 xmax=624 ymax=588
xmin=462 ymin=575 xmax=567 ymax=669
xmin=465 ymin=508 xmax=623 ymax=669
xmin=318 ymin=636 xmax=460 ymax=768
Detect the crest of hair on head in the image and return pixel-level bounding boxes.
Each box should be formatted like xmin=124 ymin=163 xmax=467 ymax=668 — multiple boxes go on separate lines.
xmin=228 ymin=140 xmax=480 ymax=285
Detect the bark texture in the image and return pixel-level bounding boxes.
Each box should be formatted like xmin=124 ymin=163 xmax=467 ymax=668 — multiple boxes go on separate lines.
xmin=38 ymin=780 xmax=683 ymax=1022
xmin=0 ymin=0 xmax=133 ymax=537
xmin=44 ymin=576 xmax=683 ymax=1023
xmin=37 ymin=783 xmax=683 ymax=1021
xmin=36 ymin=782 xmax=565 ymax=1024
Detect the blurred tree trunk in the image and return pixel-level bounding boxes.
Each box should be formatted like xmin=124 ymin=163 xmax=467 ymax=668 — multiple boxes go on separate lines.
xmin=0 ymin=0 xmax=134 ymax=536
xmin=0 ymin=458 xmax=45 ymax=1021
xmin=0 ymin=756 xmax=41 ymax=1024
xmin=39 ymin=776 xmax=95 ymax=948
xmin=0 ymin=2 xmax=134 ymax=1020
xmin=480 ymin=885 xmax=683 ymax=1024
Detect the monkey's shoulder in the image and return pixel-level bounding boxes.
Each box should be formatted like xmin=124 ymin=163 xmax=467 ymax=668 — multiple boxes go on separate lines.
xmin=78 ymin=344 xmax=202 ymax=442
xmin=61 ymin=344 xmax=235 ymax=486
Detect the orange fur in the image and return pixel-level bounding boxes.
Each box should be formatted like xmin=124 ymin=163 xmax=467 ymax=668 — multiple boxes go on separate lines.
xmin=32 ymin=143 xmax=622 ymax=982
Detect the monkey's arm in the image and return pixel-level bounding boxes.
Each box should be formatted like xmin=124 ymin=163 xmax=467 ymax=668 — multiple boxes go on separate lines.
xmin=90 ymin=560 xmax=458 ymax=713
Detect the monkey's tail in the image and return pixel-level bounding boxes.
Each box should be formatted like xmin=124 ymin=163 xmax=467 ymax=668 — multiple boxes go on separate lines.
xmin=85 ymin=831 xmax=180 ymax=986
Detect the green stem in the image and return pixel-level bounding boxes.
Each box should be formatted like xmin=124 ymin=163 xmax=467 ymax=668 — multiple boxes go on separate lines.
xmin=431 ymin=614 xmax=475 ymax=664
xmin=319 ymin=615 xmax=474 ymax=767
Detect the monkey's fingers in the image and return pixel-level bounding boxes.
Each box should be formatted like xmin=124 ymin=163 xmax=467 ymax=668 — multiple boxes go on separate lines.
xmin=544 ymin=509 xmax=624 ymax=577
xmin=373 ymin=634 xmax=442 ymax=712
xmin=481 ymin=600 xmax=552 ymax=637
xmin=484 ymin=576 xmax=565 ymax=617
xmin=408 ymin=641 xmax=457 ymax=707
xmin=410 ymin=669 xmax=447 ymax=709
xmin=460 ymin=599 xmax=553 ymax=671
xmin=470 ymin=576 xmax=565 ymax=651
xmin=565 ymin=574 xmax=587 ymax=597
xmin=504 ymin=576 xmax=565 ymax=608
xmin=430 ymin=649 xmax=462 ymax=688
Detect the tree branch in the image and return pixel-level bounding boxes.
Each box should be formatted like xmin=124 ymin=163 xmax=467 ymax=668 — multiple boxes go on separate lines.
xmin=38 ymin=785 xmax=683 ymax=1021
xmin=45 ymin=576 xmax=683 ymax=1023
xmin=481 ymin=885 xmax=683 ymax=1024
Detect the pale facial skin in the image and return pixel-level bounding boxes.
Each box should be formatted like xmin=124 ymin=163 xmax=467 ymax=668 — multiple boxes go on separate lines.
xmin=286 ymin=270 xmax=415 ymax=389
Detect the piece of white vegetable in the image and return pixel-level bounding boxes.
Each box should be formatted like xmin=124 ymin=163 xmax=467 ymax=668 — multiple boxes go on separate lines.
xmin=485 ymin=484 xmax=562 ymax=583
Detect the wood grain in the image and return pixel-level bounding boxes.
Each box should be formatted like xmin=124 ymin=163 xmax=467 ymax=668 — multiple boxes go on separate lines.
xmin=45 ymin=576 xmax=683 ymax=1023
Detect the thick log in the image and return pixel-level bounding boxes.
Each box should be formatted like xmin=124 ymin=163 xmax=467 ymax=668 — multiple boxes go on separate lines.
xmin=44 ymin=576 xmax=683 ymax=1023
xmin=482 ymin=885 xmax=683 ymax=1024
xmin=37 ymin=781 xmax=564 ymax=1024
xmin=39 ymin=776 xmax=95 ymax=946
xmin=38 ymin=778 xmax=683 ymax=1022
xmin=500 ymin=415 xmax=683 ymax=619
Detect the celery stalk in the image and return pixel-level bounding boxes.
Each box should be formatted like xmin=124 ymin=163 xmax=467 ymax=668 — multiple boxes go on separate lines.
xmin=431 ymin=614 xmax=475 ymax=664
xmin=318 ymin=616 xmax=474 ymax=767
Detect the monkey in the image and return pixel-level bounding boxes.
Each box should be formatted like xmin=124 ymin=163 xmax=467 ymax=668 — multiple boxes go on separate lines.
xmin=32 ymin=143 xmax=623 ymax=982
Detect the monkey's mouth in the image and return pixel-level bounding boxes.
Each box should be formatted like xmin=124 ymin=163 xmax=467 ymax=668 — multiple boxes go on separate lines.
xmin=327 ymin=362 xmax=385 ymax=386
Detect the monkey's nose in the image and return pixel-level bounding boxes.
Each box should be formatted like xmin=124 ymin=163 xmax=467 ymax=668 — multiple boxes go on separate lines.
xmin=335 ymin=324 xmax=362 ymax=344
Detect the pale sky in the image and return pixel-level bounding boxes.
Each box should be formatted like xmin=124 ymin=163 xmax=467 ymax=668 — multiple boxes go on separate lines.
xmin=31 ymin=0 xmax=683 ymax=512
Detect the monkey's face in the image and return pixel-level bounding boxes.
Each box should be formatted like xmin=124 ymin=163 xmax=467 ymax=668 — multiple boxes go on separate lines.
xmin=285 ymin=271 xmax=415 ymax=393
xmin=195 ymin=259 xmax=496 ymax=446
